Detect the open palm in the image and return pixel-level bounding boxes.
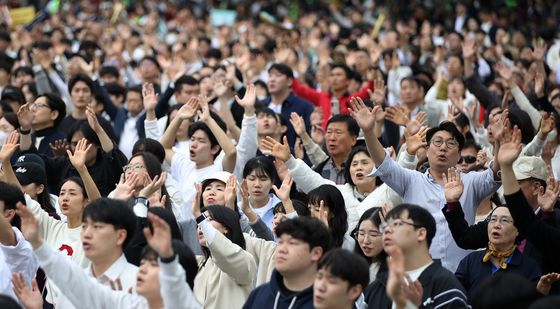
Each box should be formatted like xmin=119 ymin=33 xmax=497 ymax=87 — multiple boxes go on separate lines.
xmin=261 ymin=136 xmax=291 ymax=161
xmin=443 ymin=168 xmax=464 ymax=202
xmin=0 ymin=131 xmax=20 ymax=162
xmin=497 ymin=126 xmax=522 ymax=166
xmin=349 ymin=96 xmax=377 ymax=130
xmin=67 ymin=138 xmax=90 ymax=169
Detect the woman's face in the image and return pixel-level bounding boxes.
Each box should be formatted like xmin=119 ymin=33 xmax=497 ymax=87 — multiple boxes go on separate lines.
xmin=58 ymin=180 xmax=87 ymax=217
xmin=349 ymin=152 xmax=375 ymax=189
xmin=272 ymin=211 xmax=285 ymax=233
xmin=136 ymin=259 xmax=160 ymax=299
xmin=197 ymin=211 xmax=228 ymax=247
xmin=202 ymin=180 xmax=226 ymax=206
xmin=245 ymin=170 xmax=272 ymax=203
xmin=21 ymin=183 xmax=44 ymax=200
xmin=356 ymin=219 xmax=383 ymax=258
xmin=70 ymin=132 xmax=98 ymax=165
xmin=125 ymin=156 xmax=149 ymax=189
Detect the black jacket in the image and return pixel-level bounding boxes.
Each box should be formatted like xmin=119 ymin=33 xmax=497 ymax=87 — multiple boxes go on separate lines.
xmin=243 ymin=269 xmax=314 ymax=309
xmin=365 ymin=260 xmax=469 ymax=309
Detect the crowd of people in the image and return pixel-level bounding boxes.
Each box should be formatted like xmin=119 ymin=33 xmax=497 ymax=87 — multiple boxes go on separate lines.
xmin=1 ymin=0 xmax=560 ymax=308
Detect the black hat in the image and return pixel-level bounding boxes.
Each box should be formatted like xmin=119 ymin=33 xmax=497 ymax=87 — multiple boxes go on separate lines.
xmin=14 ymin=153 xmax=46 ymax=170
xmin=14 ymin=162 xmax=47 ymax=186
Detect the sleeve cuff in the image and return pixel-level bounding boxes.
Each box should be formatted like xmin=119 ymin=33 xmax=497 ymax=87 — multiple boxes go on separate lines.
xmin=199 ymin=219 xmax=217 ymax=245
xmin=285 ymin=211 xmax=298 ymax=219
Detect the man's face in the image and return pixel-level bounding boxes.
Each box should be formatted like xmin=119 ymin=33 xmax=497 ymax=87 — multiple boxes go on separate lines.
xmin=175 ymin=84 xmax=200 ymax=104
xmin=81 ymin=218 xmax=126 ymax=262
xmin=329 ymin=67 xmax=349 ymax=92
xmin=446 ymin=57 xmax=463 ymax=78
xmin=382 ymin=210 xmax=424 ymax=253
xmin=189 ymin=129 xmax=217 ymax=165
xmin=267 ymin=69 xmax=291 ymax=95
xmin=314 ymin=268 xmax=360 ymax=309
xmin=100 ymin=74 xmax=118 ymax=85
xmin=257 ymin=113 xmax=281 ymax=136
xmin=71 ymin=81 xmax=93 ymax=108
xmin=325 ymin=121 xmax=356 ymax=158
xmin=457 ymin=147 xmax=478 ymax=173
xmin=275 ymin=234 xmax=321 ymax=277
xmin=126 ymin=91 xmax=143 ymax=117
xmin=426 ymin=130 xmax=461 ymax=171
xmin=0 ymin=200 xmax=15 ymax=222
xmin=400 ymin=80 xmax=420 ymax=105
xmin=353 ymin=51 xmax=370 ymax=73
xmin=138 ymin=59 xmax=159 ymax=81
xmin=136 ymin=258 xmax=160 ymax=298
xmin=15 ymin=72 xmax=33 ymax=88
xmin=30 ymin=96 xmax=57 ymax=129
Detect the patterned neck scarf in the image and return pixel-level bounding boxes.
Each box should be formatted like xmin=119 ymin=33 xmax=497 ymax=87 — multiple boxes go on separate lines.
xmin=482 ymin=242 xmax=516 ymax=269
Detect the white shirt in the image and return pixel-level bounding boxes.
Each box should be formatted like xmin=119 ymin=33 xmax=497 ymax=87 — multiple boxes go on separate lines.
xmin=243 ymin=194 xmax=279 ymax=230
xmin=268 ymin=102 xmax=282 ymax=114
xmin=170 ymin=153 xmax=223 ymax=219
xmin=0 ymin=227 xmax=39 ymax=301
xmin=119 ymin=114 xmax=141 ymax=159
xmin=55 ymin=254 xmax=138 ymax=308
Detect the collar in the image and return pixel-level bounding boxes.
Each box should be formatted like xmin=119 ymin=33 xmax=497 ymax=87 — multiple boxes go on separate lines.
xmin=88 ymin=254 xmax=129 ymax=282
xmin=33 ymin=126 xmax=57 ymax=137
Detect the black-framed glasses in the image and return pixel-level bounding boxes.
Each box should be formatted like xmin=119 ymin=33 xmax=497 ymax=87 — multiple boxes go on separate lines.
xmin=430 ymin=138 xmax=459 ymax=149
xmin=459 ymin=155 xmax=476 ymax=164
xmin=379 ymin=219 xmax=422 ymax=233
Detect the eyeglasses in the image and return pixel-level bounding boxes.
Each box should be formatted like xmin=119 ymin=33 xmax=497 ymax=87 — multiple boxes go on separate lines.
xmin=354 ymin=230 xmax=382 ymax=240
xmin=458 ymin=155 xmax=476 ymax=164
xmin=30 ymin=102 xmax=51 ymax=110
xmin=430 ymin=138 xmax=459 ymax=149
xmin=488 ymin=216 xmax=513 ymax=225
xmin=379 ymin=219 xmax=422 ymax=233
xmin=123 ymin=163 xmax=146 ymax=173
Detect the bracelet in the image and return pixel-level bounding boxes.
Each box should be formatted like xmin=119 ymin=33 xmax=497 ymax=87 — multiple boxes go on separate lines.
xmin=18 ymin=128 xmax=31 ymax=135
xmin=196 ymin=213 xmax=207 ymax=224
xmin=160 ymin=253 xmax=176 ymax=264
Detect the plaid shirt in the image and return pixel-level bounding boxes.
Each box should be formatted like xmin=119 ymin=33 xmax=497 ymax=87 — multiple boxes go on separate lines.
xmin=320 ymin=157 xmax=346 ymax=185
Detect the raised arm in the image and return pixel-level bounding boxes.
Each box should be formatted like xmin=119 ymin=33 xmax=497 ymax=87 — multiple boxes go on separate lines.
xmin=16 ymin=104 xmax=33 ymax=151
xmin=497 ymin=125 xmax=524 ymax=195
xmin=348 ymin=97 xmax=386 ymax=166
xmin=67 ymin=138 xmax=101 ymax=201
xmin=199 ymin=95 xmax=237 ymax=173
xmin=233 ymin=84 xmax=259 ymax=179
xmin=290 ymin=112 xmax=329 ymax=166
xmin=0 ymin=132 xmax=22 ymax=191
xmin=160 ymin=97 xmax=199 ymax=164
xmin=86 ymin=106 xmax=113 ymax=153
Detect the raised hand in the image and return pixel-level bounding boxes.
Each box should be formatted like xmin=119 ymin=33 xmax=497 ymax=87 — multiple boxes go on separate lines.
xmin=537 ymin=273 xmax=560 ymax=296
xmin=192 ymin=183 xmax=202 ymax=218
xmin=348 ymin=96 xmax=378 ymax=130
xmin=273 ymin=174 xmax=293 ymax=202
xmin=532 ymin=40 xmax=546 ymax=62
xmin=294 ymin=138 xmax=304 ymax=160
xmin=197 ymin=95 xmax=211 ymax=122
xmin=385 ymin=105 xmax=410 ymax=127
xmin=224 ymin=175 xmax=238 ymax=209
xmin=261 ymin=136 xmax=291 ymax=162
xmin=539 ymin=112 xmax=555 ymax=138
xmin=48 ymin=139 xmax=69 ymax=157
xmin=405 ymin=112 xmax=427 ymax=136
xmin=16 ymin=202 xmax=42 ymax=249
xmin=495 ymin=63 xmax=514 ymax=83
xmin=368 ymin=79 xmax=387 ymax=106
xmin=85 ymin=106 xmax=102 ymax=133
xmin=491 ymin=109 xmax=511 ymax=143
xmin=476 ymin=150 xmax=490 ymax=168
xmin=462 ymin=38 xmax=477 ymax=59
xmin=290 ymin=112 xmax=307 ymax=137
xmin=542 ymin=141 xmax=557 ymax=165
xmin=177 ymin=96 xmax=199 ymax=120
xmin=143 ymin=213 xmax=174 ymax=258
xmin=538 ymin=177 xmax=560 ymax=212
xmin=497 ymin=125 xmax=522 ymax=166
xmin=535 ymin=72 xmax=545 ymax=98
xmin=12 ymin=273 xmax=43 ymax=309
xmin=113 ymin=173 xmax=137 ymax=201
xmin=0 ymin=131 xmax=20 ymax=162
xmin=318 ymin=200 xmax=329 ymax=226
xmin=235 ymin=84 xmax=256 ymax=110
xmin=67 ymin=138 xmax=91 ymax=171
xmin=139 ymin=172 xmax=167 ymax=199
xmin=405 ymin=126 xmax=428 ymax=155
xmin=386 ymin=246 xmax=407 ymax=308
xmin=443 ymin=168 xmax=464 ymax=202
xmin=142 ymin=83 xmax=158 ymax=112
xmin=17 ymin=104 xmax=33 ymax=131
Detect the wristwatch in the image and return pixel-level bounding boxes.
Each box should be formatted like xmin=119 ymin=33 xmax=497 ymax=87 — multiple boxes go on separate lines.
xmin=196 ymin=213 xmax=207 ymax=224
xmin=160 ymin=253 xmax=176 ymax=264
xmin=135 ymin=197 xmax=149 ymax=207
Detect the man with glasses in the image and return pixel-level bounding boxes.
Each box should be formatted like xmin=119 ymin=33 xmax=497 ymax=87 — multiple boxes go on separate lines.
xmin=350 ymin=97 xmax=501 ymax=272
xmin=365 ymin=203 xmax=468 ymax=309
xmin=17 ymin=93 xmax=66 ymax=157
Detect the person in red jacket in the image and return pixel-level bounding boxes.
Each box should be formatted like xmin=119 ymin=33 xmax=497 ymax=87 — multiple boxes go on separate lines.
xmin=292 ymin=63 xmax=374 ymax=129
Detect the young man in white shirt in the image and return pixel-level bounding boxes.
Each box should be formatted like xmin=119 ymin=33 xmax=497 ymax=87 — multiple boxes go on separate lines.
xmin=0 ymin=182 xmax=38 ymax=302
xmin=160 ymin=96 xmax=236 ymax=219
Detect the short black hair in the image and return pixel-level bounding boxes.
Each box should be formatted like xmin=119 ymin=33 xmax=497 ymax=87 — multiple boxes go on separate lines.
xmin=82 ymin=198 xmax=137 ymax=248
xmin=67 ymin=120 xmax=101 ymax=148
xmin=175 ymin=75 xmax=199 ymax=94
xmin=386 ymin=203 xmax=437 ymax=249
xmin=273 ymin=199 xmax=310 ymax=217
xmin=308 ymin=185 xmax=348 ymax=248
xmin=472 ymin=273 xmax=539 ymax=309
xmin=0 ymin=295 xmax=21 ymax=309
xmin=132 ymin=138 xmax=166 ymax=164
xmin=462 ymin=140 xmax=481 ymax=152
xmin=13 ymin=66 xmax=34 ymax=78
xmin=507 ymin=108 xmax=535 ymax=145
xmin=139 ymin=56 xmax=162 ymax=72
xmin=2 ymin=86 xmax=25 ymax=104
xmin=326 ymin=114 xmax=360 ymax=138
xmin=141 ymin=239 xmax=198 ymax=289
xmin=331 ymin=63 xmax=353 ymax=79
xmin=38 ymin=93 xmax=66 ymax=127
xmin=426 ymin=121 xmax=466 ymax=151
xmin=127 ymin=84 xmax=144 ymax=100
xmin=99 ymin=65 xmax=120 ymax=79
xmin=275 ymin=216 xmax=332 ymax=253
xmin=318 ymin=248 xmax=369 ymax=295
xmin=104 ymin=82 xmax=126 ymax=99
xmin=242 ymin=156 xmax=275 ymax=181
xmin=188 ymin=115 xmax=227 ymax=160
xmin=268 ymin=63 xmax=294 ymax=79
xmin=0 ymin=181 xmax=25 ymax=228
xmin=400 ymin=76 xmax=421 ymax=88
xmin=68 ymin=73 xmax=94 ymax=94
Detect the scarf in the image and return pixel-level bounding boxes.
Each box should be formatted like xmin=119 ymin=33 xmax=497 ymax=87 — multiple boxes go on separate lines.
xmin=482 ymin=242 xmax=516 ymax=269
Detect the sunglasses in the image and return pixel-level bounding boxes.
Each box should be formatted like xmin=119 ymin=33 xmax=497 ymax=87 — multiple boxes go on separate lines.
xmin=458 ymin=155 xmax=476 ymax=164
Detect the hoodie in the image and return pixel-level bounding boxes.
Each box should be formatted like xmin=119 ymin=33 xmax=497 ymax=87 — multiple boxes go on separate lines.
xmin=243 ymin=269 xmax=314 ymax=309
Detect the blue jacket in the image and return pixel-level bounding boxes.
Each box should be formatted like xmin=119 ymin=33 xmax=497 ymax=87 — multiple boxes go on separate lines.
xmin=243 ymin=269 xmax=314 ymax=309
xmin=262 ymin=92 xmax=314 ymax=148
xmin=455 ymin=249 xmax=541 ymax=301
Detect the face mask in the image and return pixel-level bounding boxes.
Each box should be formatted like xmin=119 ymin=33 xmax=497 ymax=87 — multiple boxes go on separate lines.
xmin=257 ymin=95 xmax=267 ymax=102
xmin=0 ymin=130 xmax=10 ymax=146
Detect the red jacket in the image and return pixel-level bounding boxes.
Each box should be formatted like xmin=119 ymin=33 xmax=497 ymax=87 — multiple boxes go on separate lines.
xmin=292 ymin=79 xmax=374 ymax=128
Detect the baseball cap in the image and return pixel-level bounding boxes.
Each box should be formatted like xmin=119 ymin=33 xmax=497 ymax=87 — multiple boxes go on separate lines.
xmin=513 ymin=156 xmax=547 ymax=182
xmin=14 ymin=154 xmax=46 ymax=170
xmin=14 ymin=162 xmax=47 ymax=186
xmin=201 ymin=171 xmax=232 ymax=188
